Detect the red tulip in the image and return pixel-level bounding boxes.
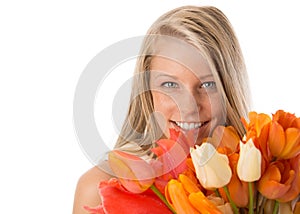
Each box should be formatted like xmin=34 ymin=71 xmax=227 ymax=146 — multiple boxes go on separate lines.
xmin=151 ymin=138 xmax=187 ymax=179
xmin=108 ymin=150 xmax=155 ymax=193
xmin=151 ymin=129 xmax=190 ymax=180
xmin=84 ymin=178 xmax=173 ymax=214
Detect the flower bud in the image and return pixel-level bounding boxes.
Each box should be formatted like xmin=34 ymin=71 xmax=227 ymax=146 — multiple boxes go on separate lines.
xmin=190 ymin=143 xmax=232 ymax=189
xmin=237 ymin=139 xmax=262 ymax=182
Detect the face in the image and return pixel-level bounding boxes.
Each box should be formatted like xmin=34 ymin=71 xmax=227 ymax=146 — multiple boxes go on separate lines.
xmin=149 ymin=56 xmax=225 ymax=145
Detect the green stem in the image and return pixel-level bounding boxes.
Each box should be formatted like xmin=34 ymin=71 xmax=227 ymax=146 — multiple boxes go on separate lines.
xmin=248 ymin=182 xmax=254 ymax=214
xmin=223 ymin=186 xmax=239 ymax=214
xmin=150 ymin=185 xmax=176 ymax=214
xmin=215 ymin=189 xmax=221 ymax=197
xmin=272 ymin=201 xmax=279 ymax=214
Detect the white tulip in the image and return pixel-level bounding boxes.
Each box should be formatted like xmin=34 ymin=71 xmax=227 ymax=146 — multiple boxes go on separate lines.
xmin=237 ymin=139 xmax=262 ymax=182
xmin=190 ymin=143 xmax=232 ymax=189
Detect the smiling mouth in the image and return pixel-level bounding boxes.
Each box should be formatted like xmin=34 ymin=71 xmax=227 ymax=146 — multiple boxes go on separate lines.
xmin=171 ymin=121 xmax=209 ymax=131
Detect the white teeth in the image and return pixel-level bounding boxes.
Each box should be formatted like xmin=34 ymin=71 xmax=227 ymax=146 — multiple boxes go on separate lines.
xmin=183 ymin=122 xmax=189 ymax=130
xmin=175 ymin=121 xmax=202 ymax=130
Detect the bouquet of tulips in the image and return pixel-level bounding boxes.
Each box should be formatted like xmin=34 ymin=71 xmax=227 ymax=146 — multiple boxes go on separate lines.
xmin=85 ymin=110 xmax=300 ymax=214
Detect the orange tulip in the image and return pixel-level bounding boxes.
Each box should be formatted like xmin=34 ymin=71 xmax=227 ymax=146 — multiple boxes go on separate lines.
xmin=277 ymin=155 xmax=300 ymax=202
xmin=223 ymin=153 xmax=249 ymax=207
xmin=205 ymin=125 xmax=240 ymax=153
xmin=189 ymin=192 xmax=223 ymax=214
xmin=177 ymin=174 xmax=201 ymax=193
xmin=268 ymin=121 xmax=285 ymax=157
xmin=256 ymin=123 xmax=272 ymax=171
xmin=165 ymin=179 xmax=200 ymax=214
xmin=165 ymin=174 xmax=222 ymax=214
xmin=279 ymin=128 xmax=300 ymax=159
xmin=243 ymin=110 xmax=300 ymax=161
xmin=257 ymin=157 xmax=300 ymax=202
xmin=268 ymin=110 xmax=300 ymax=159
xmin=292 ymin=117 xmax=300 ymax=129
xmin=242 ymin=111 xmax=271 ymax=142
xmin=108 ymin=150 xmax=155 ymax=193
xmin=272 ymin=110 xmax=297 ymax=130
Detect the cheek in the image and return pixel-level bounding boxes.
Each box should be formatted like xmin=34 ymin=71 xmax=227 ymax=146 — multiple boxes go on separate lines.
xmin=152 ymin=92 xmax=178 ymax=134
xmin=152 ymin=92 xmax=177 ymax=115
xmin=207 ymin=94 xmax=226 ymax=123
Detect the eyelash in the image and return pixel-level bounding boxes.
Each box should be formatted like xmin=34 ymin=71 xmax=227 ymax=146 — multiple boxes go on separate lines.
xmin=161 ymin=81 xmax=216 ymax=89
xmin=161 ymin=82 xmax=179 ymax=88
xmin=201 ymin=81 xmax=216 ymax=89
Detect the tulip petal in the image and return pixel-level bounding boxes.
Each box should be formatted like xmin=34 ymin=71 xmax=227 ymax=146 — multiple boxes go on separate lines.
xmin=242 ymin=112 xmax=271 ymax=142
xmin=278 ymin=157 xmax=300 ymax=202
xmin=191 ymin=143 xmax=232 ymax=189
xmin=87 ymin=178 xmax=173 ymax=214
xmin=153 ymin=138 xmax=188 ymax=179
xmin=268 ymin=121 xmax=285 ymax=157
xmin=209 ymin=126 xmax=240 ymax=153
xmin=165 ymin=179 xmax=200 ymax=214
xmin=237 ymin=139 xmax=262 ymax=182
xmin=253 ymin=112 xmax=272 ymax=137
xmin=108 ymin=150 xmax=155 ymax=193
xmin=292 ymin=118 xmax=300 ymax=129
xmin=225 ymin=153 xmax=249 ymax=207
xmin=178 ymin=174 xmax=201 ymax=194
xmin=189 ymin=192 xmax=222 ymax=214
xmin=259 ymin=180 xmax=290 ymax=200
xmin=280 ymin=128 xmax=300 ymax=159
xmin=258 ymin=163 xmax=292 ymax=199
xmin=273 ymin=110 xmax=296 ymax=130
xmin=227 ymin=172 xmax=249 ymax=207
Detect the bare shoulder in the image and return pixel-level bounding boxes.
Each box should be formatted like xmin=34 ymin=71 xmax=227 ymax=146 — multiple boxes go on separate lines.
xmin=73 ymin=166 xmax=111 ymax=214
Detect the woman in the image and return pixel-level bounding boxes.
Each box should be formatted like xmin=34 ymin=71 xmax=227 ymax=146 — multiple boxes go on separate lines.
xmin=73 ymin=5 xmax=251 ymax=213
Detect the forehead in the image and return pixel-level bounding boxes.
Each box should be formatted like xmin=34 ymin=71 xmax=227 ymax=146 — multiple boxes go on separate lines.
xmin=149 ymin=36 xmax=212 ymax=78
xmin=150 ymin=55 xmax=212 ymax=80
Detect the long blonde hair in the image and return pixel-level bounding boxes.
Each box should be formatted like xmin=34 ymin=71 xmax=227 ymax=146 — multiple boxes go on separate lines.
xmin=114 ymin=6 xmax=251 ymax=155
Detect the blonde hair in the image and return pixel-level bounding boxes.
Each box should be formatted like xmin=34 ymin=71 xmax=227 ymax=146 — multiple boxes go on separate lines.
xmin=114 ymin=6 xmax=251 ymax=155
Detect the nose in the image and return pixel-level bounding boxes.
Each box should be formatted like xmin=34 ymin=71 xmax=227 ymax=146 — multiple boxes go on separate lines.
xmin=175 ymin=88 xmax=201 ymax=120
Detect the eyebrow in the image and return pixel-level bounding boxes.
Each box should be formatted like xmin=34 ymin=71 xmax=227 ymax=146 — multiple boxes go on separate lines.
xmin=153 ymin=73 xmax=178 ymax=80
xmin=198 ymin=74 xmax=214 ymax=80
xmin=152 ymin=72 xmax=214 ymax=81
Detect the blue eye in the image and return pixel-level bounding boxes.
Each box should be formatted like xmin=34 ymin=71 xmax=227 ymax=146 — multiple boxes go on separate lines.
xmin=161 ymin=82 xmax=179 ymax=88
xmin=201 ymin=81 xmax=216 ymax=89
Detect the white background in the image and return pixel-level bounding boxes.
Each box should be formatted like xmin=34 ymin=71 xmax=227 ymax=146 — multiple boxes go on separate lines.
xmin=0 ymin=0 xmax=299 ymax=213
